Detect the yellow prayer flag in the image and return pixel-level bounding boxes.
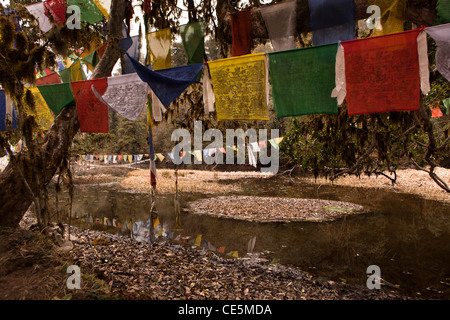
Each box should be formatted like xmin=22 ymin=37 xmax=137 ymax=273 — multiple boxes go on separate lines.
xmin=26 ymin=87 xmax=54 ymax=131
xmin=194 ymin=234 xmax=202 ymax=247
xmin=194 ymin=150 xmax=202 ymax=162
xmin=156 ymin=153 xmax=165 ymax=162
xmin=70 ymin=60 xmax=84 ymax=81
xmin=156 ymin=227 xmax=164 ymax=237
xmin=146 ymin=28 xmax=172 ymax=70
xmin=274 ymin=137 xmax=283 ymax=144
xmin=129 ymin=155 xmax=133 ymax=163
xmin=368 ymin=0 xmax=406 ymax=36
xmin=153 ymin=217 xmax=160 ymax=229
xmin=208 ymin=53 xmax=269 ymax=121
xmin=104 ymin=155 xmax=108 ymax=163
xmin=93 ymin=0 xmax=111 ymax=18
xmin=231 ymin=251 xmax=239 ymax=258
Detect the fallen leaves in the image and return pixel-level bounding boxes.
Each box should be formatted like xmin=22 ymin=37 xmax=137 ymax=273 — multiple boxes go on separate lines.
xmin=187 ymin=196 xmax=365 ymax=222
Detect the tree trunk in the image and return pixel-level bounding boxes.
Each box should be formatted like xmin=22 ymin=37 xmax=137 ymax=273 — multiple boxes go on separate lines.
xmin=0 ymin=0 xmax=127 ymax=227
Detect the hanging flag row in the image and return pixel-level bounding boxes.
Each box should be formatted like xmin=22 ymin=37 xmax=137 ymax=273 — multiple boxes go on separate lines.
xmin=19 ymin=0 xmax=108 ymax=34
xmin=75 ymin=136 xmax=284 ymax=167
xmin=2 ymin=27 xmax=449 ymax=134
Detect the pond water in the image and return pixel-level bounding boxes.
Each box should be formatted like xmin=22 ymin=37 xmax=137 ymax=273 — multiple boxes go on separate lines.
xmin=61 ymin=174 xmax=450 ymax=299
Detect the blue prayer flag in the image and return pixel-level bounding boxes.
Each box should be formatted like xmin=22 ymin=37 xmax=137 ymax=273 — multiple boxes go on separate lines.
xmin=120 ymin=36 xmax=140 ymax=74
xmin=0 ymin=91 xmax=17 ymax=131
xmin=127 ymin=53 xmax=204 ymax=107
xmin=308 ymin=0 xmax=355 ymax=45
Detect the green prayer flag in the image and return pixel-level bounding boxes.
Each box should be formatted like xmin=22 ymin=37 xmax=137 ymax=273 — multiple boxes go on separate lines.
xmin=67 ymin=0 xmax=104 ymax=24
xmin=58 ymin=67 xmax=72 ymax=83
xmin=443 ymin=98 xmax=450 ymax=115
xmin=435 ymin=0 xmax=450 ymax=25
xmin=82 ymin=50 xmax=100 ymax=70
xmin=178 ymin=21 xmax=206 ymax=65
xmin=37 ymin=83 xmax=75 ymax=116
xmin=268 ymin=43 xmax=339 ymax=118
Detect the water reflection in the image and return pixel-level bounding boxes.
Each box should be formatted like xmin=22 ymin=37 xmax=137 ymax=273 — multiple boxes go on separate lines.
xmin=59 ymin=179 xmax=450 ymax=299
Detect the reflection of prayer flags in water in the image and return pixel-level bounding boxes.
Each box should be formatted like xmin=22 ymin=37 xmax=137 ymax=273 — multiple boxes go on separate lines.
xmin=425 ymin=24 xmax=450 ymax=82
xmin=208 ymin=53 xmax=269 ymax=121
xmin=367 ymin=0 xmax=406 ymax=36
xmin=194 ymin=234 xmax=202 ymax=247
xmin=146 ymin=28 xmax=172 ymax=70
xmin=334 ymin=30 xmax=429 ymax=115
xmin=308 ymin=0 xmax=355 ymax=45
xmin=269 ymin=43 xmax=338 ymax=118
xmin=178 ymin=21 xmax=206 ymax=65
xmin=153 ymin=217 xmax=160 ymax=229
xmin=128 ymin=54 xmax=204 ymax=107
xmin=247 ymin=236 xmax=256 ymax=253
xmin=71 ymin=78 xmax=109 ymax=133
xmin=0 ymin=91 xmax=17 ymax=131
xmin=92 ymin=73 xmax=148 ymax=121
xmin=260 ymin=1 xmax=298 ymax=51
xmin=230 ymin=9 xmax=252 ymax=57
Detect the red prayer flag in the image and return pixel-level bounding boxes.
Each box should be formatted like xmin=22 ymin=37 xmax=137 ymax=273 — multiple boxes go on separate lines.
xmin=230 ymin=9 xmax=252 ymax=57
xmin=97 ymin=42 xmax=109 ymax=59
xmin=342 ymin=30 xmax=421 ymax=116
xmin=35 ymin=72 xmax=62 ymax=86
xmin=44 ymin=0 xmax=66 ymax=25
xmin=71 ymin=78 xmax=109 ymax=133
xmin=431 ymin=106 xmax=443 ymax=118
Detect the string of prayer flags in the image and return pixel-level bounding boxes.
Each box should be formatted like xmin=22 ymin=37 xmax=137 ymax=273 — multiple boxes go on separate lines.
xmin=269 ymin=43 xmax=338 ymax=118
xmin=25 ymin=2 xmax=52 ymax=33
xmin=71 ymin=78 xmax=109 ymax=133
xmin=26 ymin=87 xmax=54 ymax=131
xmin=333 ymin=29 xmax=430 ymax=116
xmin=0 ymin=91 xmax=17 ymax=131
xmin=367 ymin=0 xmax=406 ymax=36
xmin=92 ymin=73 xmax=149 ymax=121
xmin=127 ymin=53 xmax=204 ymax=107
xmin=425 ymin=23 xmax=450 ymax=82
xmin=202 ymin=65 xmax=215 ymax=113
xmin=435 ymin=0 xmax=450 ymax=25
xmin=146 ymin=28 xmax=172 ymax=70
xmin=35 ymin=72 xmax=62 ymax=86
xmin=120 ymin=36 xmax=141 ymax=74
xmin=230 ymin=9 xmax=252 ymax=57
xmin=93 ymin=0 xmax=112 ymax=19
xmin=67 ymin=0 xmax=104 ymax=24
xmin=260 ymin=1 xmax=298 ymax=51
xmin=44 ymin=0 xmax=66 ymax=26
xmin=308 ymin=0 xmax=355 ymax=45
xmin=38 ymin=83 xmax=75 ymax=116
xmin=208 ymin=53 xmax=269 ymax=121
xmin=179 ymin=21 xmax=206 ymax=65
